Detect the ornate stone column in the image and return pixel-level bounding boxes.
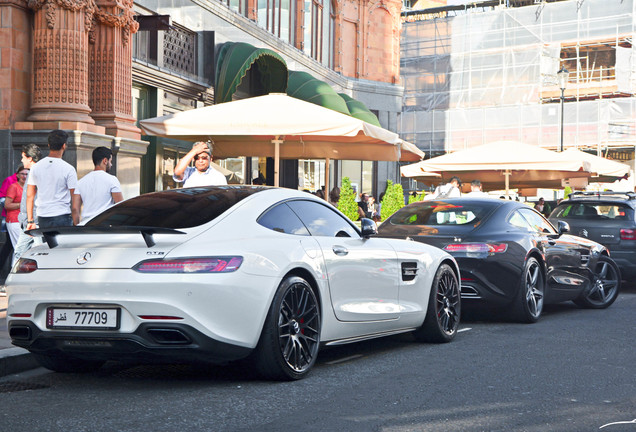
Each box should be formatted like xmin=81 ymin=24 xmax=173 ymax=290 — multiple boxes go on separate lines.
xmin=89 ymin=0 xmax=140 ymax=139
xmin=26 ymin=0 xmax=97 ymax=124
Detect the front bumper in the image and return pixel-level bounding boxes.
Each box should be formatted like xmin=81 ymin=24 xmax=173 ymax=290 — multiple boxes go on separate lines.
xmin=9 ymin=320 xmax=252 ymax=364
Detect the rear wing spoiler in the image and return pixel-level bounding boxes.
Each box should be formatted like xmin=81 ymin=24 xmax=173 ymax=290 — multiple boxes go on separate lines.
xmin=26 ymin=226 xmax=186 ymax=249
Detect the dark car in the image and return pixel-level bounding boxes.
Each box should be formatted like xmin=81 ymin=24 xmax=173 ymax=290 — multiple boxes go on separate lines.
xmin=549 ymin=191 xmax=636 ymax=279
xmin=377 ymin=198 xmax=621 ymax=323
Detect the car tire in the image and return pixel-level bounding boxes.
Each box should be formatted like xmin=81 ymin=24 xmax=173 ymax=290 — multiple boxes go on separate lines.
xmin=574 ymin=255 xmax=621 ymax=309
xmin=413 ymin=263 xmax=460 ymax=343
xmin=32 ymin=353 xmax=105 ymax=373
xmin=253 ymin=275 xmax=321 ymax=381
xmin=511 ymin=257 xmax=545 ymax=323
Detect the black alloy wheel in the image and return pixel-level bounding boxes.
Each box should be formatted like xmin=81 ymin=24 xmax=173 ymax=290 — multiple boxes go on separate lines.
xmin=575 ymin=255 xmax=621 ymax=309
xmin=413 ymin=263 xmax=460 ymax=343
xmin=512 ymin=257 xmax=545 ymax=323
xmin=254 ymin=275 xmax=321 ymax=380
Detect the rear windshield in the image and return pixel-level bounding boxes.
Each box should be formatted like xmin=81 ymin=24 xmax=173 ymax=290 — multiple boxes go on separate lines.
xmin=386 ymin=201 xmax=500 ymax=227
xmin=87 ymin=186 xmax=267 ymax=229
xmin=551 ymin=202 xmax=634 ymax=221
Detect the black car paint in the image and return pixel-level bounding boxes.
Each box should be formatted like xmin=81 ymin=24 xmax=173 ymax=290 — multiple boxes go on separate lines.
xmin=377 ymin=198 xmax=607 ymax=309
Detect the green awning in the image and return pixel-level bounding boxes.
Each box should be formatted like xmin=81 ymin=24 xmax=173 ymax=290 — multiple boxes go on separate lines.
xmin=338 ymin=93 xmax=381 ymax=127
xmin=215 ymin=42 xmax=288 ymax=104
xmin=287 ymin=71 xmax=350 ymax=115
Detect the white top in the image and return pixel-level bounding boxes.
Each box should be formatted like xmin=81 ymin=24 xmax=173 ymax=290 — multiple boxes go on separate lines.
xmin=27 ymin=157 xmax=78 ymax=217
xmin=75 ymin=170 xmax=122 ymax=223
xmin=432 ymin=183 xmax=461 ymax=199
xmin=177 ymin=166 xmax=228 ymax=187
xmin=464 ymin=191 xmax=489 ymax=197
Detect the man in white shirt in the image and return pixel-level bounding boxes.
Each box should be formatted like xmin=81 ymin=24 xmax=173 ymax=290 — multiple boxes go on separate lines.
xmin=464 ymin=179 xmax=489 ymax=197
xmin=428 ymin=176 xmax=462 ymax=200
xmin=26 ymin=130 xmax=78 ymax=230
xmin=72 ymin=146 xmax=124 ymax=225
xmin=173 ymin=141 xmax=228 ymax=188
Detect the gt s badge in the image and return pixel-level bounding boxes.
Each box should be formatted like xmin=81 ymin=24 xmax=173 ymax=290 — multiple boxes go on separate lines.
xmin=146 ymin=251 xmax=165 ymax=256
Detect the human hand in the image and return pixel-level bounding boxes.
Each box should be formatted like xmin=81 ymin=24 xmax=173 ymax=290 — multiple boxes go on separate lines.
xmin=26 ymin=222 xmax=37 ymax=230
xmin=192 ymin=142 xmax=209 ymax=155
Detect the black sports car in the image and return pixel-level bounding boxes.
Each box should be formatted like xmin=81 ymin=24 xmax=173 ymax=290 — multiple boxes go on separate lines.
xmin=377 ymin=198 xmax=620 ymax=322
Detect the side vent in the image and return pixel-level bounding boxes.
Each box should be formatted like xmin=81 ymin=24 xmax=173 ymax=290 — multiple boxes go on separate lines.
xmin=579 ymin=250 xmax=590 ymax=266
xmin=401 ymin=262 xmax=418 ymax=281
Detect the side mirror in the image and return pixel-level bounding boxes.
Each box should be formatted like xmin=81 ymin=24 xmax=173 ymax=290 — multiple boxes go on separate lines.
xmin=557 ymin=220 xmax=570 ymax=235
xmin=360 ymin=218 xmax=377 ymax=238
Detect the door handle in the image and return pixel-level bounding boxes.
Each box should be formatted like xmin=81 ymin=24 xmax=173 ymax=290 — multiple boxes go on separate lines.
xmin=332 ymin=246 xmax=348 ymax=256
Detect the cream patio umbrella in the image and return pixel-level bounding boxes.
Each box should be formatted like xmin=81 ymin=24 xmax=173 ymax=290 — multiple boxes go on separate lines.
xmin=401 ymin=141 xmax=592 ymax=194
xmin=561 ymin=148 xmax=630 ymax=183
xmin=140 ymin=93 xmax=422 ymax=193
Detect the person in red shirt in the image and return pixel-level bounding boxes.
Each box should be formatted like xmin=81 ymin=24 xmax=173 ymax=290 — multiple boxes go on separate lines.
xmin=0 ymin=171 xmax=17 ymax=219
xmin=4 ymin=166 xmax=28 ymax=247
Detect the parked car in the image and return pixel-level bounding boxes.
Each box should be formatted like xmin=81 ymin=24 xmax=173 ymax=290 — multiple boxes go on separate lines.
xmin=6 ymin=186 xmax=460 ymax=380
xmin=549 ymin=191 xmax=636 ymax=279
xmin=377 ymin=198 xmax=620 ymax=323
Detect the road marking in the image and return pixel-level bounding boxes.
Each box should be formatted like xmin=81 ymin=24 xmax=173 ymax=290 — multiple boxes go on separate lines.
xmin=458 ymin=327 xmax=472 ymax=333
xmin=326 ymin=354 xmax=363 ymax=365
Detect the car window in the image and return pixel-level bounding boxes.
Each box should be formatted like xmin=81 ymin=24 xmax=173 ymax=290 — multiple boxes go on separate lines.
xmin=287 ymin=200 xmax=359 ymax=238
xmin=553 ymin=202 xmax=632 ymax=221
xmin=508 ymin=210 xmax=533 ymax=231
xmin=257 ymin=203 xmax=310 ymax=236
xmin=519 ymin=208 xmax=557 ymax=234
xmin=387 ymin=202 xmax=497 ymax=226
xmin=87 ymin=186 xmax=266 ymax=229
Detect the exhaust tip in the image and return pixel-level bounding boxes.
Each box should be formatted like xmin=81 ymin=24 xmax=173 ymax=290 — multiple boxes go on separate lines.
xmin=147 ymin=328 xmax=191 ymax=345
xmin=9 ymin=326 xmax=32 ymax=341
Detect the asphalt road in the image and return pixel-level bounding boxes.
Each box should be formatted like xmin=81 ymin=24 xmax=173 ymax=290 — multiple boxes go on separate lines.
xmin=0 ymin=287 xmax=635 ymax=432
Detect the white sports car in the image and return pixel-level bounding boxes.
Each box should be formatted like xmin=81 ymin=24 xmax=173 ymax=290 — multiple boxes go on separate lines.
xmin=7 ymin=186 xmax=460 ymax=380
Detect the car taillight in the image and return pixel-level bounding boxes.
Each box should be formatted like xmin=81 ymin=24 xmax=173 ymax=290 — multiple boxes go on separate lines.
xmin=620 ymin=229 xmax=636 ymax=240
xmin=444 ymin=243 xmax=508 ymax=253
xmin=12 ymin=258 xmax=38 ymax=274
xmin=133 ymin=257 xmax=243 ymax=273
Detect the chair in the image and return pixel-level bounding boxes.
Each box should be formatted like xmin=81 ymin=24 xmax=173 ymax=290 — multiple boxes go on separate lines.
xmin=582 ymin=206 xmax=599 ymax=217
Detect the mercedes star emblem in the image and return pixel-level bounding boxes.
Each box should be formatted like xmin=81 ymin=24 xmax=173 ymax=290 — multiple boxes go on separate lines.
xmin=76 ymin=251 xmax=92 ymax=265
xmin=580 ymin=229 xmax=588 ymax=238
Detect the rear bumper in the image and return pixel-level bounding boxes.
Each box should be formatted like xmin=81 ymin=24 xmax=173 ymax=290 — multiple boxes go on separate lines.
xmin=607 ymin=251 xmax=636 ymax=279
xmin=455 ymin=258 xmax=521 ymax=306
xmin=8 ymin=320 xmax=252 ymax=364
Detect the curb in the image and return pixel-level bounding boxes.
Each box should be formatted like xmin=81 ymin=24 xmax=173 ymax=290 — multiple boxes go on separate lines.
xmin=0 ymin=348 xmax=38 ymax=378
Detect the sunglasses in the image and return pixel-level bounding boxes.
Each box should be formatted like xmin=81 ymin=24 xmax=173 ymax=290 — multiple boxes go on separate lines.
xmin=194 ymin=154 xmax=211 ymax=161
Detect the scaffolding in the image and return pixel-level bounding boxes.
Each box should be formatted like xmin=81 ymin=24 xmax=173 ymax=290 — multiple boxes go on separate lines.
xmin=400 ymin=0 xmax=636 ymax=160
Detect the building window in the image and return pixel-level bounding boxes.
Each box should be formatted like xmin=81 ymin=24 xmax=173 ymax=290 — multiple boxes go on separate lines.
xmin=328 ymin=0 xmax=335 ymax=68
xmin=224 ymin=0 xmax=249 ymax=15
xmin=304 ymin=0 xmax=323 ymax=61
xmin=258 ymin=0 xmax=296 ymax=44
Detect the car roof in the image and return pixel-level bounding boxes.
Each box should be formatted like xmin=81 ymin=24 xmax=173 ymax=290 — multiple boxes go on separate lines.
xmin=559 ymin=191 xmax=636 ymax=206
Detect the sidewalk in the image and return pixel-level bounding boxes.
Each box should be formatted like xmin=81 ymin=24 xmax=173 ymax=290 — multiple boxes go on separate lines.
xmin=0 ymin=289 xmax=40 ymax=377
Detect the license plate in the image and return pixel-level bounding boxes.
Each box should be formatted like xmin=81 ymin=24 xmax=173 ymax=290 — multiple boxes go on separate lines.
xmin=46 ymin=307 xmax=120 ymax=330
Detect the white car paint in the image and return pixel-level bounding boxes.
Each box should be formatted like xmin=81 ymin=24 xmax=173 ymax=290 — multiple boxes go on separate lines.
xmin=6 ymin=186 xmax=459 ymax=374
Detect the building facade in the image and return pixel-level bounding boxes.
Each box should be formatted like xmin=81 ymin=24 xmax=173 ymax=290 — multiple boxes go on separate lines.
xmin=0 ymin=0 xmax=405 ymax=199
xmin=400 ymin=0 xmax=636 ymax=192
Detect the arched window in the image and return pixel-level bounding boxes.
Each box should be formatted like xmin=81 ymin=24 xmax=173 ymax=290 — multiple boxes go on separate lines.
xmin=258 ymin=0 xmax=296 ymax=44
